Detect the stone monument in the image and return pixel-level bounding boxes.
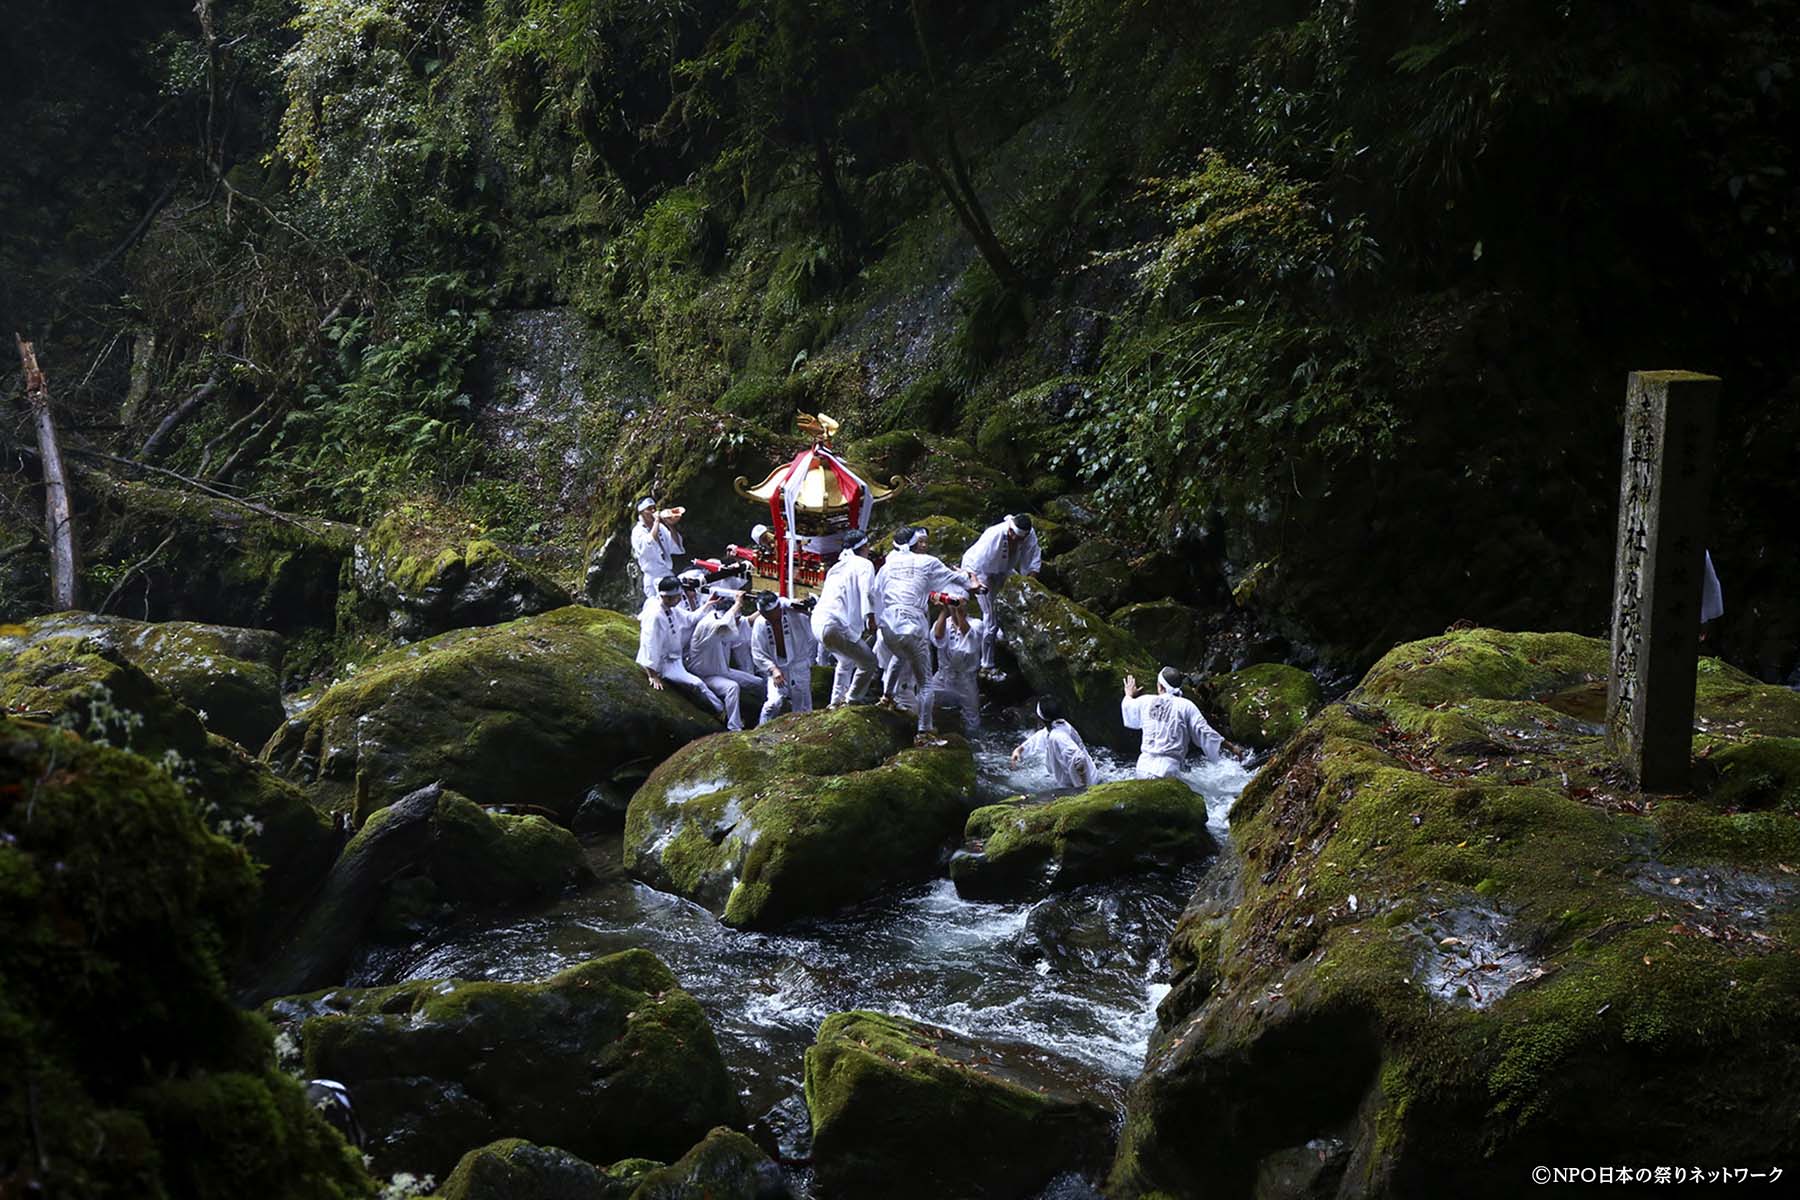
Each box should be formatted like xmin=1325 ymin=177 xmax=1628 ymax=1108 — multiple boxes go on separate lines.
xmin=1606 ymin=370 xmax=1721 ymax=792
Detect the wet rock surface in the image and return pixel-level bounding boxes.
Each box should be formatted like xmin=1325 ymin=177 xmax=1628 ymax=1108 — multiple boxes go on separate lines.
xmin=1204 ymin=662 xmax=1324 ymax=751
xmin=992 ymin=576 xmax=1157 ymax=754
xmin=804 ymin=1010 xmax=1112 ymax=1200
xmin=952 ymin=778 xmax=1219 ymax=902
xmin=0 ymin=611 xmax=286 ymax=750
xmin=1113 ymin=629 xmax=1800 ymax=1199
xmin=264 ymin=606 xmax=717 ymax=824
xmin=272 ymin=949 xmax=742 ymax=1179
xmin=353 ymin=501 xmax=574 ymax=640
xmin=624 ymin=706 xmax=974 ymax=928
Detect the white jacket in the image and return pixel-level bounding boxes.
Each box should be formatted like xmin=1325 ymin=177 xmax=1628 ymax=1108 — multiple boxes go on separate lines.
xmin=961 ymin=521 xmax=1041 ymax=579
xmin=813 ymin=551 xmax=876 ymax=639
xmin=930 ymin=617 xmax=983 ymax=689
xmin=686 ymin=608 xmax=744 ymax=677
xmin=751 ymin=607 xmax=817 ymax=673
xmin=872 ymin=547 xmax=968 ymax=636
xmin=1021 ymin=720 xmax=1096 ymax=789
xmin=636 ymin=597 xmax=696 ymax=670
xmin=1122 ymin=693 xmax=1224 ymax=762
xmin=630 ymin=520 xmax=684 ymax=586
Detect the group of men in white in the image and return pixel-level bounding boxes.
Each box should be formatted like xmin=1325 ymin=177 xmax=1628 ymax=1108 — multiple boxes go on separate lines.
xmin=630 ymin=497 xmax=1242 ymax=778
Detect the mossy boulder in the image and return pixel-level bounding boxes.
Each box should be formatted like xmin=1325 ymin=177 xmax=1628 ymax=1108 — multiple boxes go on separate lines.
xmin=1111 ymin=629 xmax=1800 ymax=1199
xmin=354 ymin=500 xmax=573 ymax=640
xmin=437 ymin=1138 xmax=639 ymax=1200
xmin=951 ymin=779 xmax=1218 ymax=901
xmin=264 ymin=606 xmax=718 ymax=824
xmin=0 ymin=716 xmax=375 ymax=1199
xmin=1 ymin=611 xmax=286 ymax=750
xmin=246 ymin=785 xmax=589 ymax=1002
xmin=1205 ymin=662 xmax=1324 ymax=750
xmin=1041 ymin=537 xmax=1137 ymax=615
xmin=0 ymin=633 xmax=338 ymax=951
xmin=991 ymin=576 xmax=1158 ymax=754
xmin=276 ymin=950 xmax=741 ymax=1179
xmin=625 ymin=1126 xmax=791 ymax=1200
xmin=624 ymin=706 xmax=974 ymax=928
xmin=804 ymin=1011 xmax=1112 ymax=1200
xmin=78 ymin=472 xmax=357 ymax=634
xmin=901 ymin=514 xmax=981 ymax=564
xmin=845 ymin=429 xmax=1032 ymax=528
xmin=1110 ymin=599 xmax=1214 ymax=672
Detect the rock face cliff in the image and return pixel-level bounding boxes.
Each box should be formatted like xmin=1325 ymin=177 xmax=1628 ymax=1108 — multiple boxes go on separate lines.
xmin=1113 ymin=629 xmax=1800 ymax=1198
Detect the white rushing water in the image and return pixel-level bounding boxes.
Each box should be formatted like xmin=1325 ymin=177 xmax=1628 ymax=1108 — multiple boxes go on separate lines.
xmin=350 ymin=731 xmax=1255 ymax=1121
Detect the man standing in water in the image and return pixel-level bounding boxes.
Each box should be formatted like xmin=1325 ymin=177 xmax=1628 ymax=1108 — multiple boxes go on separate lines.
xmin=924 ymin=592 xmax=983 ymax=739
xmin=631 ymin=497 xmax=685 ymax=599
xmin=1122 ymin=667 xmax=1242 ymax=779
xmin=961 ymin=514 xmax=1041 ymax=679
xmin=1011 ymin=696 xmax=1097 ymax=789
xmin=813 ymin=529 xmax=880 ymax=707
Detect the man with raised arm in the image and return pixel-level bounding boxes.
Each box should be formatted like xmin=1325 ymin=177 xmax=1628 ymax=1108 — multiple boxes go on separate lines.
xmin=1011 ymin=696 xmax=1097 ymax=789
xmin=871 ymin=526 xmax=975 ymax=739
xmin=630 ymin=497 xmax=685 ymax=599
xmin=1122 ymin=667 xmax=1243 ymax=780
xmin=637 ymin=575 xmax=727 ymax=722
xmin=686 ymin=587 xmax=762 ymax=731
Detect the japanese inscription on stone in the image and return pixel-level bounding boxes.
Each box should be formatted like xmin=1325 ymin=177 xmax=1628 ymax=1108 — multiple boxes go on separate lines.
xmin=1606 ymin=370 xmax=1720 ymax=792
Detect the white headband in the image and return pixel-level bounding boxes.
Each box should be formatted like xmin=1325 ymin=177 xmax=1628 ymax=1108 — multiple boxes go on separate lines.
xmin=1157 ymin=668 xmax=1182 ymax=696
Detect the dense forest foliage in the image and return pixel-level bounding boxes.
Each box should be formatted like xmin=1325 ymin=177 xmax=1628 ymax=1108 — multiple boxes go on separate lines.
xmin=4 ymin=0 xmax=1797 ymax=675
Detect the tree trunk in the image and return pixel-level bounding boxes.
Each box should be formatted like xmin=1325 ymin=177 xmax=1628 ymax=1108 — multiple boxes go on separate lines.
xmin=139 ymin=300 xmax=246 ymax=461
xmin=15 ymin=335 xmax=81 ymax=610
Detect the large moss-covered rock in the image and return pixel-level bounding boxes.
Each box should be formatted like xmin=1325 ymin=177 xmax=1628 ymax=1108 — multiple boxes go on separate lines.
xmin=354 ymin=500 xmax=573 ymax=640
xmin=1112 ymin=629 xmax=1800 ymax=1199
xmin=0 ymin=634 xmax=338 ymax=950
xmin=264 ymin=606 xmax=717 ymax=823
xmin=626 ymin=1126 xmax=791 ymax=1200
xmin=1205 ymin=661 xmax=1324 ymax=750
xmin=77 ymin=472 xmax=357 ymax=634
xmin=1041 ymin=537 xmax=1137 ymax=615
xmin=992 ymin=576 xmax=1157 ymax=753
xmin=951 ymin=778 xmax=1218 ymax=901
xmin=436 ymin=1138 xmax=638 ymax=1200
xmin=624 ymin=706 xmax=974 ymax=928
xmin=245 ymin=785 xmax=589 ymax=1003
xmin=0 ymin=717 xmax=375 ymax=1199
xmin=277 ymin=950 xmax=741 ymax=1179
xmin=844 ymin=430 xmax=1032 ymax=529
xmin=1 ymin=611 xmax=286 ymax=750
xmin=804 ymin=1011 xmax=1111 ymax=1200
xmin=1111 ymin=599 xmax=1214 ymax=672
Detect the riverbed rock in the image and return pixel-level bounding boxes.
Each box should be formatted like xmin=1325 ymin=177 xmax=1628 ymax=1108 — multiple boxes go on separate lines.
xmin=0 ymin=611 xmax=286 ymax=750
xmin=845 ymin=429 xmax=1032 ymax=529
xmin=1111 ymin=628 xmax=1800 ymax=1199
xmin=277 ymin=949 xmax=741 ymax=1179
xmin=437 ymin=1138 xmax=638 ymax=1200
xmin=0 ymin=716 xmax=376 ymax=1200
xmin=1041 ymin=538 xmax=1138 ymax=615
xmin=626 ymin=1127 xmax=791 ymax=1200
xmin=1203 ymin=662 xmax=1324 ymax=750
xmin=951 ymin=779 xmax=1218 ymax=901
xmin=264 ymin=606 xmax=717 ymax=824
xmin=804 ymin=1011 xmax=1112 ymax=1200
xmin=624 ymin=706 xmax=974 ymax=928
xmin=353 ymin=501 xmax=573 ymax=640
xmin=244 ymin=784 xmax=589 ymax=1002
xmin=991 ymin=576 xmax=1158 ymax=754
xmin=0 ymin=633 xmax=338 ymax=950
xmin=1110 ymin=599 xmax=1213 ymax=672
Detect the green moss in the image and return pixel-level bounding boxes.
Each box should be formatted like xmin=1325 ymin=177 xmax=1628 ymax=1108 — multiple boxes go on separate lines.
xmin=289 ymin=950 xmax=740 ymax=1179
xmin=952 ymin=778 xmax=1216 ymax=900
xmin=1117 ymin=629 xmax=1800 ymax=1196
xmin=804 ymin=1010 xmax=1111 ymax=1200
xmin=438 ymin=1138 xmax=633 ymax=1200
xmin=0 ymin=716 xmax=375 ymax=1199
xmin=623 ymin=1126 xmax=784 ymax=1200
xmin=624 ymin=706 xmax=974 ymax=928
xmin=992 ymin=576 xmax=1158 ymax=753
xmin=1110 ymin=599 xmax=1214 ymax=671
xmin=1208 ymin=662 xmax=1323 ymax=750
xmin=265 ymin=606 xmax=716 ymax=822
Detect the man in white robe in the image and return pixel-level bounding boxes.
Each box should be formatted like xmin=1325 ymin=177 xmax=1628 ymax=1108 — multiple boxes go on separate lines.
xmin=960 ymin=514 xmax=1041 ymax=674
xmin=750 ymin=590 xmax=817 ymax=725
xmin=637 ymin=575 xmax=726 ymax=721
xmin=1122 ymin=667 xmax=1240 ymax=780
xmin=1011 ymin=697 xmax=1096 ymax=789
xmin=686 ymin=589 xmax=762 ymax=731
xmin=871 ymin=526 xmax=973 ymax=734
xmin=925 ymin=597 xmax=983 ymax=737
xmin=630 ymin=498 xmax=685 ymax=599
xmin=812 ymin=529 xmax=880 ymax=707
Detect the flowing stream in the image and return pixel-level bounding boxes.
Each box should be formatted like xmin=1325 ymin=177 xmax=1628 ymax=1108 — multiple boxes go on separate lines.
xmin=348 ymin=730 xmax=1253 ymax=1153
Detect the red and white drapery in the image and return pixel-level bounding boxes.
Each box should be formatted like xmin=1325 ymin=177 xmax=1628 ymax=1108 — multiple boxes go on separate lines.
xmin=767 ymin=443 xmax=872 ymax=596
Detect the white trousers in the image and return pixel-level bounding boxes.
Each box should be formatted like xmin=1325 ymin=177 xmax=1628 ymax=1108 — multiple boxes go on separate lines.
xmin=1135 ymin=752 xmax=1184 ymax=780
xmin=659 ymin=656 xmax=724 ymax=718
xmin=758 ymin=668 xmax=815 ymax=726
xmin=699 ymin=670 xmax=763 ymax=731
xmin=928 ymin=677 xmax=981 ymax=734
xmin=820 ymin=626 xmax=879 ymax=705
xmin=880 ymin=625 xmax=935 ymax=730
xmin=974 ymin=580 xmax=1006 ymax=668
